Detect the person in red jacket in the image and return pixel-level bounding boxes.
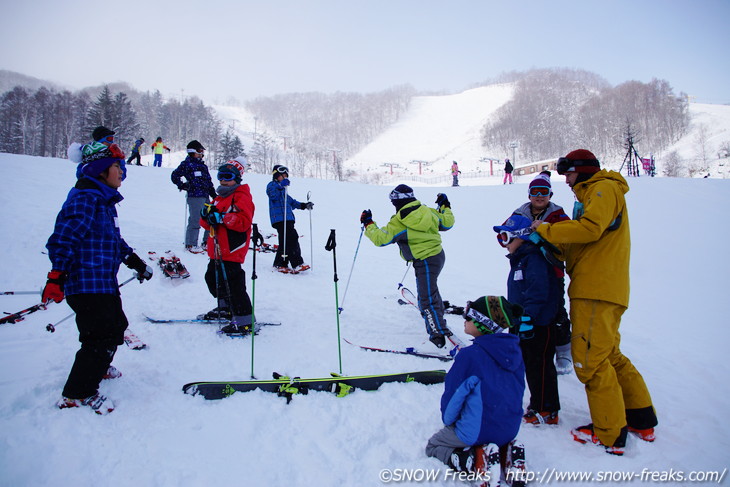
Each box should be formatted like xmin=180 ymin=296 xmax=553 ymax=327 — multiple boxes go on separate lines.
xmin=199 ymin=160 xmax=255 ymax=334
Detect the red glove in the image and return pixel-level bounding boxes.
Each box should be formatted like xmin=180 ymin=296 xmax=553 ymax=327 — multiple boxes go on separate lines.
xmin=42 ymin=270 xmax=66 ymax=304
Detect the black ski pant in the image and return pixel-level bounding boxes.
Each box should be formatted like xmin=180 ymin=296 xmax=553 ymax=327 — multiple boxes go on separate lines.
xmin=519 ymin=323 xmax=560 ymax=413
xmin=413 ymin=250 xmax=449 ymax=339
xmin=63 ymin=294 xmax=128 ymax=399
xmin=272 ymin=220 xmax=303 ymax=268
xmin=126 ymin=152 xmax=141 ymax=165
xmin=205 ymin=259 xmax=252 ymax=316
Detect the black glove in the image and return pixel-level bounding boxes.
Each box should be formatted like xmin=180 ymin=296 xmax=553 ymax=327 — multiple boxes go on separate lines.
xmin=125 ymin=253 xmax=153 ymax=282
xmin=360 ymin=209 xmax=373 ymax=226
xmin=251 ymin=225 xmax=264 ymax=247
xmin=300 ymin=202 xmax=314 ymax=210
xmin=178 ymin=183 xmax=189 ymax=192
xmin=436 ymin=193 xmax=450 ymax=208
xmin=201 ymin=204 xmax=223 ymax=225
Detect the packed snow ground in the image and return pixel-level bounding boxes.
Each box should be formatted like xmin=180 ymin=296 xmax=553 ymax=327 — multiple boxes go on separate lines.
xmin=1 ymin=152 xmax=729 ymax=486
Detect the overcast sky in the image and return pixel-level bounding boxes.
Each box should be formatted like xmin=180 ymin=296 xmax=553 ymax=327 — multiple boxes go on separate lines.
xmin=2 ymin=0 xmax=728 ymax=104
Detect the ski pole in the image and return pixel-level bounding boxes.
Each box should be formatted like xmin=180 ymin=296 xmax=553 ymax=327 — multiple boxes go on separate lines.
xmin=2 ymin=290 xmax=41 ymax=295
xmin=339 ymin=225 xmax=364 ymax=314
xmin=397 ymin=262 xmax=412 ymax=289
xmin=183 ymin=194 xmax=188 ymax=247
xmin=307 ymin=191 xmax=313 ymax=270
xmin=45 ymin=276 xmax=137 ymax=332
xmin=281 ymin=186 xmax=289 ymax=267
xmin=250 ymin=223 xmax=261 ymax=379
xmin=324 ymin=229 xmax=343 ymax=375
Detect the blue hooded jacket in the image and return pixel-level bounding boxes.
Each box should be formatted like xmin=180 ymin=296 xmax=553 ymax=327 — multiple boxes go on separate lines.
xmin=441 ymin=333 xmax=525 ymax=447
xmin=266 ymin=179 xmax=302 ymax=225
xmin=46 ymin=176 xmax=134 ymax=295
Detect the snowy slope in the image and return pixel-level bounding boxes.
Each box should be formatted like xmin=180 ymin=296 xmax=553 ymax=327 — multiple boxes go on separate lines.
xmin=0 ymin=152 xmax=729 ymax=486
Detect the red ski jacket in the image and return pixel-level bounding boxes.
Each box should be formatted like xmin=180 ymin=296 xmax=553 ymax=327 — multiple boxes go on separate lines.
xmin=200 ymin=184 xmax=255 ymax=263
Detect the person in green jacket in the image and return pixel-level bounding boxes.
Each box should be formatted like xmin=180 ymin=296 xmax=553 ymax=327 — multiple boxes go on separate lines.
xmin=360 ymin=184 xmax=455 ymax=348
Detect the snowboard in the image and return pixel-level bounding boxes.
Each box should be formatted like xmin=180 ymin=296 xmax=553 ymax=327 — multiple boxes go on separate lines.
xmin=182 ymin=369 xmax=446 ymax=401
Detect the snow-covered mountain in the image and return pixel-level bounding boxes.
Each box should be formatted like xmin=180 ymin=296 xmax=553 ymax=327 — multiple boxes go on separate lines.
xmin=213 ymin=85 xmax=730 ymax=182
xmin=0 ymin=149 xmax=728 ymax=486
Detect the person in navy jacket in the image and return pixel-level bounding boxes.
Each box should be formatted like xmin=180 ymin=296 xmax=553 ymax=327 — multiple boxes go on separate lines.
xmin=494 ymin=214 xmax=563 ymax=426
xmin=171 ymin=140 xmax=216 ymax=252
xmin=426 ymin=296 xmax=525 ymax=476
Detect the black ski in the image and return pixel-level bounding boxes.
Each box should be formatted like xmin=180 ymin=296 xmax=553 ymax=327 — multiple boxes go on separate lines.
xmin=343 ymin=338 xmax=454 ymax=361
xmin=182 ymin=369 xmax=446 ymax=401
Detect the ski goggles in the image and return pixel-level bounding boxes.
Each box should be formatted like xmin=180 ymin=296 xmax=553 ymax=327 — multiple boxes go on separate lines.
xmin=462 ymin=302 xmax=504 ymax=334
xmin=528 ymin=186 xmax=550 ymax=197
xmin=273 ymin=166 xmax=289 ymax=175
xmin=98 ymin=135 xmax=114 ymax=144
xmin=217 ymin=171 xmax=237 ymax=181
xmin=496 ymin=227 xmax=532 ymax=247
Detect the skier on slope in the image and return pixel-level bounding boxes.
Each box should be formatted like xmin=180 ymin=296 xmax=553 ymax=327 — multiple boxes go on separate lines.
xmin=360 ymin=184 xmax=455 ymax=348
xmin=45 ymin=142 xmax=153 ymax=415
xmin=199 ymin=159 xmax=257 ymax=335
xmin=266 ymin=165 xmax=313 ymax=273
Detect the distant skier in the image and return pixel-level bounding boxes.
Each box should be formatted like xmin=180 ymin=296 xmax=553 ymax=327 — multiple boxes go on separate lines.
xmin=127 ymin=137 xmax=145 ymax=166
xmin=503 ymin=158 xmax=514 ymax=184
xmin=150 ymin=136 xmax=170 ymax=167
xmin=451 ymin=161 xmax=461 ymax=187
xmin=360 ymin=185 xmax=455 ymax=348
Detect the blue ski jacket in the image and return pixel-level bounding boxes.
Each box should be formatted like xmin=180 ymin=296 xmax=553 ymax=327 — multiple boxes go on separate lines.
xmin=506 ymin=242 xmax=562 ymax=326
xmin=171 ymin=156 xmax=216 ymax=198
xmin=266 ymin=179 xmax=302 ymax=225
xmin=441 ymin=333 xmax=525 ymax=447
xmin=46 ymin=177 xmax=134 ymax=295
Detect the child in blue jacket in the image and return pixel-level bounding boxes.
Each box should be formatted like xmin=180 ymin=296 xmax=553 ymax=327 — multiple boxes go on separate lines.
xmin=426 ymin=296 xmax=526 ymax=483
xmin=494 ymin=214 xmax=563 ymax=426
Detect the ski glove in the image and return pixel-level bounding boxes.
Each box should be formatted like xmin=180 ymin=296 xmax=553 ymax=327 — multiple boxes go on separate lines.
xmin=201 ymin=204 xmax=224 ymax=225
xmin=300 ymin=202 xmax=314 ymax=210
xmin=177 ymin=183 xmax=189 ymax=192
xmin=280 ymin=178 xmax=290 ymax=187
xmin=125 ymin=253 xmax=153 ymax=282
xmin=360 ymin=209 xmax=373 ymax=226
xmin=436 ymin=193 xmax=451 ymax=208
xmin=42 ymin=270 xmax=66 ymax=304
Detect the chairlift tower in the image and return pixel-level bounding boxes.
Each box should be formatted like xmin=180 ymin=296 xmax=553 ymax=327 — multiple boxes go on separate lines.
xmin=381 ymin=162 xmax=400 ymax=175
xmin=409 ymin=160 xmax=432 ymax=175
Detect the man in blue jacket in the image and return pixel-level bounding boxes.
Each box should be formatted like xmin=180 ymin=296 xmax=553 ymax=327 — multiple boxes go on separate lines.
xmin=426 ymin=296 xmax=526 ymax=483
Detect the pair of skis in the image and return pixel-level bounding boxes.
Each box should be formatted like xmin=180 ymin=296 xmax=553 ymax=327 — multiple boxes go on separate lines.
xmin=143 ymin=315 xmax=281 ymax=337
xmin=183 ymin=369 xmax=446 ymax=401
xmin=148 ymin=251 xmax=189 ymax=279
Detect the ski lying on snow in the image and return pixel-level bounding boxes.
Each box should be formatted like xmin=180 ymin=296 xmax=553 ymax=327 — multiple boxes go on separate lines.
xmin=343 ymin=338 xmax=454 ymax=361
xmin=143 ymin=315 xmax=281 ymax=326
xmin=182 ymin=369 xmax=446 ymax=401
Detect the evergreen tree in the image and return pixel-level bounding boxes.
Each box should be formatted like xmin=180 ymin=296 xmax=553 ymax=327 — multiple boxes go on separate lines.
xmin=216 ymin=128 xmax=245 ymax=166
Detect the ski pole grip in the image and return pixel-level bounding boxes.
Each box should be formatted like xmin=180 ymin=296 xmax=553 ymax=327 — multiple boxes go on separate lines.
xmin=325 ymin=229 xmax=337 ymax=251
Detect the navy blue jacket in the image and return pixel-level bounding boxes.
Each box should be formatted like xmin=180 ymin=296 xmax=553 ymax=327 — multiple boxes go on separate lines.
xmin=46 ymin=177 xmax=134 ymax=295
xmin=171 ymin=156 xmax=216 ymax=198
xmin=266 ymin=179 xmax=302 ymax=225
xmin=506 ymin=242 xmax=562 ymax=326
xmin=441 ymin=333 xmax=525 ymax=447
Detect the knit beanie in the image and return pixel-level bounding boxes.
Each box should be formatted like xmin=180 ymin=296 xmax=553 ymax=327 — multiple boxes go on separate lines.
xmin=80 ymin=143 xmax=126 ymax=178
xmin=529 ymin=170 xmax=552 ymax=194
xmin=465 ymin=296 xmax=523 ymax=335
xmin=389 ymin=184 xmax=416 ymax=209
xmin=557 ymin=149 xmax=600 ymax=175
xmin=218 ymin=162 xmax=242 ymax=183
xmin=92 ymin=126 xmax=115 ymax=142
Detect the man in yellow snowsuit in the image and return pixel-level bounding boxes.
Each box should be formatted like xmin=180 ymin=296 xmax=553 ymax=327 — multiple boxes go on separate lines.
xmin=532 ymin=149 xmax=657 ymax=455
xmin=361 ymin=185 xmax=455 ymax=348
